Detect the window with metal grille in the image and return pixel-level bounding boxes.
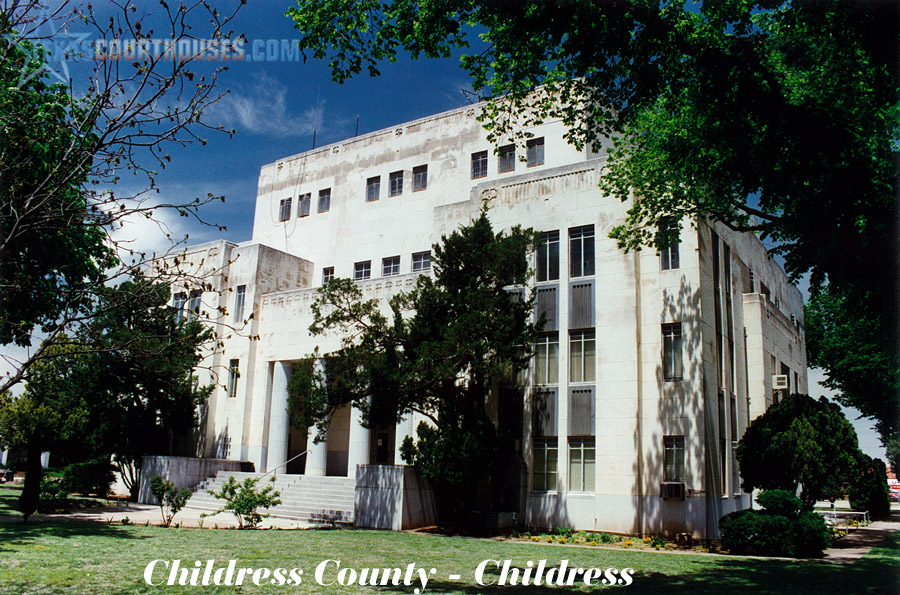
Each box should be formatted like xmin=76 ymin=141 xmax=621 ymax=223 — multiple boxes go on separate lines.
xmin=366 ymin=176 xmax=380 ymax=202
xmin=317 ymin=188 xmax=331 ymax=213
xmin=536 ymin=230 xmax=559 ymax=282
xmin=569 ymin=225 xmax=595 ymax=277
xmin=354 ymin=261 xmax=371 ymax=280
xmin=389 ymin=171 xmax=403 ymax=196
xmin=413 ymin=165 xmax=428 ymax=191
xmin=662 ymin=323 xmax=683 ymax=381
xmin=535 ymin=286 xmax=558 ymax=331
xmin=527 ymin=137 xmax=545 ymax=167
xmin=569 ymin=281 xmax=594 ymax=329
xmin=382 ymin=256 xmax=400 ymax=277
xmin=471 ymin=150 xmax=488 ymax=179
xmin=532 ymin=388 xmax=557 ymax=438
xmin=568 ymin=387 xmax=595 ymax=436
xmin=278 ymin=197 xmax=292 ymax=221
xmin=498 ymin=144 xmax=515 ymax=173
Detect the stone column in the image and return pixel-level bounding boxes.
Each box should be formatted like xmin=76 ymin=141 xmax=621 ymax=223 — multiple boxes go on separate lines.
xmin=394 ymin=413 xmax=415 ymax=465
xmin=305 ymin=426 xmax=328 ymax=476
xmin=347 ymin=402 xmax=371 ymax=478
xmin=266 ymin=361 xmax=291 ymax=474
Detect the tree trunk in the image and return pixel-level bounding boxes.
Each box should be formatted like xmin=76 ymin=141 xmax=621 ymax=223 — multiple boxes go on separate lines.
xmin=19 ymin=438 xmax=43 ymax=522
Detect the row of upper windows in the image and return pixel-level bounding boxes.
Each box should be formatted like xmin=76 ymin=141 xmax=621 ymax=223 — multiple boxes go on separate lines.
xmin=472 ymin=137 xmax=545 ymax=178
xmin=278 ymin=188 xmax=331 ymax=221
xmin=366 ymin=165 xmax=428 ymax=202
xmin=321 ymin=251 xmax=432 ymax=285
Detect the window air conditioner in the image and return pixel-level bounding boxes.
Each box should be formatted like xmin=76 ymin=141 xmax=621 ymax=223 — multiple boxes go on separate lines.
xmin=772 ymin=375 xmax=789 ymax=390
xmin=661 ymin=482 xmax=685 ymax=500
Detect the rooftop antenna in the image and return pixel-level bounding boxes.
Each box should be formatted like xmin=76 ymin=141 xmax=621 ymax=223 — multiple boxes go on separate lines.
xmin=355 ymin=115 xmax=360 ymax=137
xmin=311 ymin=86 xmax=321 ymax=150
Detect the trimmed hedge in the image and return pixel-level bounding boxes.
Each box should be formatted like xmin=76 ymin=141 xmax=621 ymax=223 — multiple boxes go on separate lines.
xmin=720 ymin=490 xmax=830 ymax=557
xmin=62 ymin=459 xmax=114 ymax=497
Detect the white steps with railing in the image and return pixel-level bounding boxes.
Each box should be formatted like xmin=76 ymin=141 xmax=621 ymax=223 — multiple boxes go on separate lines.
xmin=186 ymin=470 xmax=356 ymax=524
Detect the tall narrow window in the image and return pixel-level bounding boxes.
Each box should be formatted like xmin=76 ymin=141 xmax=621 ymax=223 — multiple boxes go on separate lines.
xmin=297 ymin=193 xmax=311 ymax=217
xmin=413 ymin=165 xmax=428 ymax=191
xmin=173 ymin=292 xmax=186 ymax=323
xmin=382 ymin=256 xmax=400 ymax=277
xmin=188 ymin=289 xmax=202 ymax=320
xmin=536 ymin=230 xmax=559 ymax=282
xmin=227 ymin=359 xmax=240 ymax=398
xmin=534 ymin=333 xmax=559 ymax=385
xmin=471 ymin=150 xmax=488 ymax=179
xmin=569 ymin=225 xmax=595 ymax=277
xmin=322 ymin=267 xmax=334 ymax=285
xmin=389 ymin=171 xmax=403 ymax=196
xmin=527 ymin=137 xmax=545 ymax=167
xmin=662 ymin=323 xmax=683 ymax=381
xmin=278 ymin=197 xmax=292 ymax=221
xmin=664 ymin=436 xmax=685 ymax=482
xmin=233 ymin=285 xmax=246 ymax=323
xmin=317 ymin=188 xmax=331 ymax=213
xmin=569 ymin=438 xmax=595 ymax=492
xmin=412 ymin=251 xmax=431 ymax=272
xmin=354 ymin=261 xmax=371 ymax=280
xmin=659 ymin=219 xmax=680 ymax=270
xmin=533 ymin=437 xmax=558 ymax=491
xmin=569 ymin=330 xmax=596 ymax=383
xmin=366 ymin=176 xmax=380 ymax=202
xmin=498 ymin=144 xmax=515 ymax=173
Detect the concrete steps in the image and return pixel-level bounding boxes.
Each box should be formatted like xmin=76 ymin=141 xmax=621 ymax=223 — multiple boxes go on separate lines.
xmin=185 ymin=470 xmax=356 ymax=524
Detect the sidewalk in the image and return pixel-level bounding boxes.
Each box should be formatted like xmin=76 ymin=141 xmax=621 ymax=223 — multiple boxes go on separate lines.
xmin=820 ymin=515 xmax=900 ymax=564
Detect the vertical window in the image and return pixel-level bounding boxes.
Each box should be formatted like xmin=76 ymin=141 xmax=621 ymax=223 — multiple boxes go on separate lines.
xmin=413 ymin=165 xmax=428 ymax=191
xmin=664 ymin=436 xmax=685 ymax=482
xmin=354 ymin=261 xmax=371 ymax=280
xmin=382 ymin=256 xmax=400 ymax=277
xmin=534 ymin=333 xmax=559 ymax=385
xmin=412 ymin=251 xmax=431 ymax=272
xmin=659 ymin=219 xmax=680 ymax=270
xmin=173 ymin=292 xmax=186 ymax=323
xmin=536 ymin=230 xmax=559 ymax=282
xmin=568 ymin=438 xmax=595 ymax=492
xmin=389 ymin=171 xmax=403 ymax=196
xmin=322 ymin=267 xmax=334 ymax=285
xmin=317 ymin=188 xmax=331 ymax=213
xmin=569 ymin=330 xmax=596 ymax=383
xmin=278 ymin=197 xmax=292 ymax=221
xmin=227 ymin=359 xmax=240 ymax=398
xmin=471 ymin=150 xmax=488 ymax=179
xmin=366 ymin=176 xmax=380 ymax=202
xmin=233 ymin=285 xmax=246 ymax=323
xmin=533 ymin=437 xmax=558 ymax=491
xmin=662 ymin=323 xmax=683 ymax=381
xmin=297 ymin=193 xmax=311 ymax=217
xmin=188 ymin=289 xmax=202 ymax=320
xmin=569 ymin=225 xmax=595 ymax=277
xmin=526 ymin=137 xmax=545 ymax=167
xmin=498 ymin=144 xmax=515 ymax=173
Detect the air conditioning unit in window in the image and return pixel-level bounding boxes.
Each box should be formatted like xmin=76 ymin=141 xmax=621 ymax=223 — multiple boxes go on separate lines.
xmin=772 ymin=375 xmax=789 ymax=390
xmin=660 ymin=482 xmax=685 ymax=500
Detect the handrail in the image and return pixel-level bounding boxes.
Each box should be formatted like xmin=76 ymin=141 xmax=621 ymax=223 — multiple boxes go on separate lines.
xmin=259 ymin=450 xmax=308 ymax=482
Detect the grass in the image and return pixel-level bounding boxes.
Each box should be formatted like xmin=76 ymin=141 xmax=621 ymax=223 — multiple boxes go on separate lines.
xmin=1 ymin=516 xmax=898 ymax=595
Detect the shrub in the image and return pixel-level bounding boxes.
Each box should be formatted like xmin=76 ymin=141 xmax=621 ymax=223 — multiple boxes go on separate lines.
xmin=62 ymin=459 xmax=114 ymax=497
xmin=793 ymin=512 xmax=831 ymax=557
xmin=553 ymin=526 xmax=574 ymax=539
xmin=207 ymin=476 xmax=281 ymax=529
xmin=149 ymin=475 xmax=192 ymax=528
xmin=756 ymin=489 xmax=801 ymax=517
xmin=36 ymin=477 xmax=70 ymax=514
xmin=719 ymin=490 xmax=830 ymax=557
xmin=848 ymin=457 xmax=891 ymax=520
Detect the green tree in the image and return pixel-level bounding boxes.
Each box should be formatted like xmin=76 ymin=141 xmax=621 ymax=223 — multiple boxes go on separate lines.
xmin=288 ymin=212 xmax=538 ymax=527
xmin=736 ymin=394 xmax=864 ymax=509
xmin=287 ymin=0 xmax=900 ymax=450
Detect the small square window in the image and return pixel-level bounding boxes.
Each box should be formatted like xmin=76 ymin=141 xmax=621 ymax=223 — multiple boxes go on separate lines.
xmin=527 ymin=137 xmax=545 ymax=167
xmin=354 ymin=261 xmax=371 ymax=280
xmin=498 ymin=144 xmax=515 ymax=173
xmin=413 ymin=165 xmax=428 ymax=191
xmin=278 ymin=197 xmax=292 ymax=221
xmin=389 ymin=171 xmax=403 ymax=196
xmin=318 ymin=188 xmax=331 ymax=213
xmin=366 ymin=176 xmax=380 ymax=202
xmin=471 ymin=151 xmax=488 ymax=179
xmin=322 ymin=267 xmax=334 ymax=285
xmin=382 ymin=256 xmax=400 ymax=277
xmin=412 ymin=251 xmax=431 ymax=272
xmin=297 ymin=193 xmax=311 ymax=217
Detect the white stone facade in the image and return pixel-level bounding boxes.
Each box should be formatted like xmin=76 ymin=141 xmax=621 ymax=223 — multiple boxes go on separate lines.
xmin=173 ymin=103 xmax=806 ymax=537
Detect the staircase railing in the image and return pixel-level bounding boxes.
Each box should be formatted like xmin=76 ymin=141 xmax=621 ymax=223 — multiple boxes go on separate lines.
xmin=259 ymin=450 xmax=308 ymax=482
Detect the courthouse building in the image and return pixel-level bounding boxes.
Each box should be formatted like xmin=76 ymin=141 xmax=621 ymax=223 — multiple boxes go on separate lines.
xmin=167 ymin=102 xmax=807 ymax=537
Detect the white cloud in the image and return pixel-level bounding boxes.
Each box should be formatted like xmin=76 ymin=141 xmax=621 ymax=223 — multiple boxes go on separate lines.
xmin=100 ymin=192 xmax=192 ymax=259
xmin=211 ymin=72 xmax=322 ymax=138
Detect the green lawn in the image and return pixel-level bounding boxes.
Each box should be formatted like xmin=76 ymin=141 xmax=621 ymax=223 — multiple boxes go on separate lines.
xmin=1 ymin=515 xmax=898 ymax=595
